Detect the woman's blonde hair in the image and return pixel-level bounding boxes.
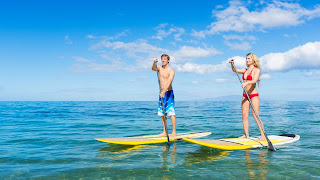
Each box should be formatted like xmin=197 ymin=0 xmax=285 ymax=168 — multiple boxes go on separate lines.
xmin=246 ymin=53 xmax=261 ymax=86
xmin=246 ymin=53 xmax=261 ymax=69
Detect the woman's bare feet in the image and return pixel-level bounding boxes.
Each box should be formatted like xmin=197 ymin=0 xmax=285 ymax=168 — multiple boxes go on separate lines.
xmin=169 ymin=133 xmax=177 ymax=138
xmin=157 ymin=132 xmax=177 ymax=138
xmin=256 ymin=136 xmax=267 ymax=141
xmin=239 ymin=135 xmax=249 ymax=138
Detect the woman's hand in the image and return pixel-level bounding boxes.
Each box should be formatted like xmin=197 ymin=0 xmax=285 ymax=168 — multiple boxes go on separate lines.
xmin=241 ymin=82 xmax=249 ymax=88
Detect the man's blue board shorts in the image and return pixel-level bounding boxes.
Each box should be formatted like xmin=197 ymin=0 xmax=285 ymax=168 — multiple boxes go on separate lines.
xmin=158 ymin=90 xmax=175 ymax=117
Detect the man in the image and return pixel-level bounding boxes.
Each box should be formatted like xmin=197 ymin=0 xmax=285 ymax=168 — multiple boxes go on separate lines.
xmin=152 ymin=54 xmax=176 ymax=137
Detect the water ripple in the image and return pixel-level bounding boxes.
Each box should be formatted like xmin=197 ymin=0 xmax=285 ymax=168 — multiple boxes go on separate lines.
xmin=0 ymin=101 xmax=319 ymax=179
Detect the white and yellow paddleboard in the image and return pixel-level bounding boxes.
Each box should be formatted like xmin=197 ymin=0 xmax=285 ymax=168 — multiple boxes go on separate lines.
xmin=95 ymin=132 xmax=211 ymax=145
xmin=183 ymin=134 xmax=300 ymax=150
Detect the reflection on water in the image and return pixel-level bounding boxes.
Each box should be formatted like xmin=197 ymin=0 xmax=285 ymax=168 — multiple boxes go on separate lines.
xmin=1 ymin=101 xmax=317 ymax=179
xmin=96 ymin=142 xmax=272 ymax=179
xmin=160 ymin=142 xmax=177 ymax=180
xmin=183 ymin=146 xmax=232 ymax=166
xmin=97 ymin=144 xmax=156 ymax=160
xmin=244 ymin=149 xmax=272 ymax=179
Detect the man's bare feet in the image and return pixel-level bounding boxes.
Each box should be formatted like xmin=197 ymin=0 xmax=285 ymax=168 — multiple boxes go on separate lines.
xmin=158 ymin=132 xmax=166 ymax=137
xmin=169 ymin=133 xmax=177 ymax=138
xmin=239 ymin=135 xmax=249 ymax=138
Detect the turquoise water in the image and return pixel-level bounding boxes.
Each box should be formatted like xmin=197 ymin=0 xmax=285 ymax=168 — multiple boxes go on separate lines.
xmin=1 ymin=101 xmax=319 ymax=179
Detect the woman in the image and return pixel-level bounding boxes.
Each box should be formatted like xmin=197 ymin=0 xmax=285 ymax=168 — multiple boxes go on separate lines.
xmin=229 ymin=53 xmax=266 ymax=141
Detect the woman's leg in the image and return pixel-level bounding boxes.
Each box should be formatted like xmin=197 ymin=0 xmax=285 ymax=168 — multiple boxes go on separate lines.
xmin=250 ymin=96 xmax=266 ymax=140
xmin=241 ymin=97 xmax=250 ymax=138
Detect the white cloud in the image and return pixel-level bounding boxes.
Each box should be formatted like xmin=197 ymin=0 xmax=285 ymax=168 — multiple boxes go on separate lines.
xmin=243 ymin=4 xmax=303 ymax=28
xmin=173 ymin=63 xmax=221 ymax=74
xmin=173 ymin=27 xmax=185 ymax=41
xmin=171 ymin=46 xmax=221 ymax=63
xmin=260 ymin=74 xmax=271 ymax=79
xmin=224 ymin=41 xmax=251 ymax=51
xmin=152 ymin=24 xmax=186 ymax=41
xmin=305 ymin=4 xmax=320 ymax=19
xmin=139 ymin=76 xmax=148 ymax=80
xmin=216 ymin=5 xmax=224 ymax=9
xmin=261 ymin=41 xmax=320 ymax=72
xmin=155 ymin=23 xmax=168 ymax=29
xmin=186 ymin=40 xmax=200 ymax=44
xmin=173 ymin=61 xmax=229 ymax=74
xmin=72 ymin=57 xmax=95 ymax=62
xmin=283 ymin=34 xmax=297 ymax=38
xmin=174 ymin=41 xmax=320 ymax=74
xmin=93 ymin=38 xmax=221 ymax=61
xmin=99 ymin=54 xmax=121 ymax=62
xmin=191 ymin=30 xmax=206 ymax=38
xmin=65 ymin=35 xmax=72 ymax=44
xmin=56 ymin=88 xmax=108 ymax=94
xmin=172 ymin=55 xmax=247 ymax=74
xmin=87 ymin=35 xmax=95 ymax=39
xmin=222 ymin=34 xmax=257 ymax=51
xmin=101 ymin=40 xmax=166 ymax=59
xmin=87 ymin=30 xmax=129 ymax=40
xmin=70 ymin=63 xmax=86 ymax=72
xmin=84 ymin=31 xmax=320 ymax=75
xmin=77 ymin=36 xmax=223 ymax=73
xmin=216 ymin=78 xmax=228 ymax=83
xmin=259 ymin=0 xmax=265 ymax=5
xmin=88 ymin=39 xmax=165 ymax=70
xmin=192 ymin=0 xmax=320 ymax=37
xmin=306 ymin=71 xmax=320 ymax=76
xmin=71 ymin=61 xmax=136 ymax=73
xmin=76 ymin=32 xmax=320 ymax=76
xmin=229 ymin=56 xmax=247 ymax=69
xmin=152 ymin=28 xmax=176 ymax=40
xmin=223 ymin=34 xmax=257 ymax=41
xmin=192 ymin=81 xmax=199 ymax=84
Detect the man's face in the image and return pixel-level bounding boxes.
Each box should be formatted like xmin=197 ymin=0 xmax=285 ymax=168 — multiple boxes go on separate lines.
xmin=161 ymin=57 xmax=169 ymax=65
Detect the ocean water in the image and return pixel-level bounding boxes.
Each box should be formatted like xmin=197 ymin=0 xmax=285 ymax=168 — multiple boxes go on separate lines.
xmin=0 ymin=101 xmax=319 ymax=179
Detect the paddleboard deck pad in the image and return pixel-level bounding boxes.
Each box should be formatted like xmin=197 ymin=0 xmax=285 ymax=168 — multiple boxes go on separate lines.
xmin=183 ymin=134 xmax=300 ymax=150
xmin=95 ymin=132 xmax=211 ymax=145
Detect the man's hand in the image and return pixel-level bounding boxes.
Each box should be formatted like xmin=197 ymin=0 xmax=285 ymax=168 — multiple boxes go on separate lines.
xmin=153 ymin=58 xmax=158 ymax=63
xmin=160 ymin=91 xmax=165 ymax=98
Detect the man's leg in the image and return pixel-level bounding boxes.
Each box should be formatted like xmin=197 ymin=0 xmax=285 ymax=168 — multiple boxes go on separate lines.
xmin=158 ymin=116 xmax=167 ymax=136
xmin=170 ymin=115 xmax=176 ymax=137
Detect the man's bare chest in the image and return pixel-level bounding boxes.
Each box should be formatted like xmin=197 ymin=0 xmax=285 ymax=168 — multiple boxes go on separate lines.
xmin=159 ymin=69 xmax=170 ymax=79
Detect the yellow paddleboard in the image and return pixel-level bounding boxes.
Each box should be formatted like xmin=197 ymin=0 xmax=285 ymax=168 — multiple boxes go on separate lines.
xmin=183 ymin=134 xmax=300 ymax=150
xmin=95 ymin=131 xmax=211 ymax=145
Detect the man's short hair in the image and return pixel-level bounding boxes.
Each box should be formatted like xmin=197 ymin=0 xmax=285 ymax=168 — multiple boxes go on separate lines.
xmin=161 ymin=54 xmax=170 ymax=63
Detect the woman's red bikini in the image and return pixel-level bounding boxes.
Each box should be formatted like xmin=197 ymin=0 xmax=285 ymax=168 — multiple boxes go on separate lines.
xmin=242 ymin=68 xmax=259 ymax=99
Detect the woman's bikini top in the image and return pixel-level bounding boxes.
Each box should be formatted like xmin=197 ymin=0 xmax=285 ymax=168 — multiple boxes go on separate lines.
xmin=242 ymin=68 xmax=254 ymax=81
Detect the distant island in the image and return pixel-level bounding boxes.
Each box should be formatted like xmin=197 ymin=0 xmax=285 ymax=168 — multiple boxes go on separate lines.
xmin=187 ymin=95 xmax=271 ymax=102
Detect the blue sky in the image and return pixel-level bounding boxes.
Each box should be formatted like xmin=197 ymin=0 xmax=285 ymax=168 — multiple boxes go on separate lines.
xmin=1 ymin=0 xmax=320 ymax=101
